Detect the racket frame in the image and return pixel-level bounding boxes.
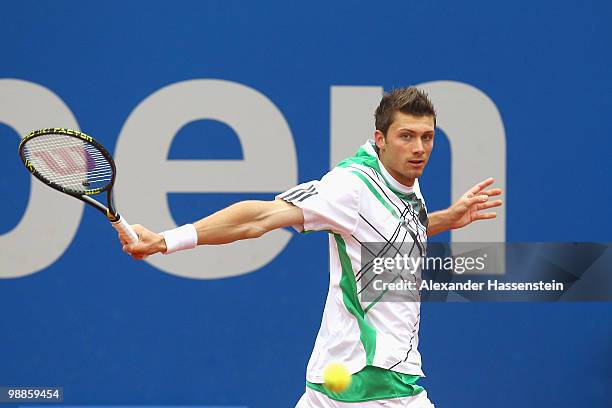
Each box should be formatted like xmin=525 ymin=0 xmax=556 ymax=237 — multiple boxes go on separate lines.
xmin=19 ymin=127 xmax=121 ymax=222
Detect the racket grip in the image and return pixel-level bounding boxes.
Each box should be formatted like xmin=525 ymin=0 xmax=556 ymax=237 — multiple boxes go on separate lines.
xmin=111 ymin=215 xmax=139 ymax=244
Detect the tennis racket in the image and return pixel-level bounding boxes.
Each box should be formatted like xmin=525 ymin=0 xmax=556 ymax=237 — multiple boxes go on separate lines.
xmin=18 ymin=127 xmax=138 ymax=244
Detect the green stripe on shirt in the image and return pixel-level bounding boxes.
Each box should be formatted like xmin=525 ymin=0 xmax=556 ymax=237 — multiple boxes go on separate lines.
xmin=307 ymin=365 xmax=423 ymax=402
xmin=335 ymin=234 xmax=377 ymax=365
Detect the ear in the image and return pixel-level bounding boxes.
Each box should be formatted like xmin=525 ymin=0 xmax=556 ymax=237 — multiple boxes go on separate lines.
xmin=374 ymin=130 xmax=386 ymax=151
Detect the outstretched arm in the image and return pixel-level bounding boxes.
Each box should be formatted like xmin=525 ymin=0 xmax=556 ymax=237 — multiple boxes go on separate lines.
xmin=427 ymin=177 xmax=503 ymax=237
xmin=121 ymin=199 xmax=303 ymax=259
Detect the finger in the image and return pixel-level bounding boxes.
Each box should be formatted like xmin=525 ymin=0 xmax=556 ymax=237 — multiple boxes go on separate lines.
xmin=476 ymin=200 xmax=503 ymax=211
xmin=123 ymin=245 xmax=138 ymax=254
xmin=466 ymin=195 xmax=490 ymax=206
xmin=482 ymin=188 xmax=502 ymax=197
xmin=124 ymin=243 xmax=140 ymax=252
xmin=467 ymin=178 xmax=495 ymax=196
xmin=123 ymin=243 xmax=149 ymax=260
xmin=122 ymin=245 xmax=133 ymax=256
xmin=473 ymin=212 xmax=497 ymax=220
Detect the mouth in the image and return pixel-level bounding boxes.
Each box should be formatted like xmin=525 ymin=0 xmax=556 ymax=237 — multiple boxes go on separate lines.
xmin=408 ymin=159 xmax=425 ymax=168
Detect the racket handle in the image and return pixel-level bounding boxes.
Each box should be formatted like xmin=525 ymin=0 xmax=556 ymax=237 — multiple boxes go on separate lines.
xmin=111 ymin=215 xmax=139 ymax=244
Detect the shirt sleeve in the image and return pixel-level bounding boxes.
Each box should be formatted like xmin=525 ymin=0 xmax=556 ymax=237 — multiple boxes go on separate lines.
xmin=275 ymin=169 xmax=361 ymax=235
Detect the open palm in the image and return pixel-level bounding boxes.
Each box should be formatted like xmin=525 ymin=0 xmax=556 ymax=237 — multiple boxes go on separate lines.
xmin=447 ymin=178 xmax=503 ymax=229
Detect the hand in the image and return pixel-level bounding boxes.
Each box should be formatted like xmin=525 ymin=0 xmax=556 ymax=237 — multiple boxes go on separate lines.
xmin=118 ymin=224 xmax=167 ymax=260
xmin=445 ymin=177 xmax=503 ymax=230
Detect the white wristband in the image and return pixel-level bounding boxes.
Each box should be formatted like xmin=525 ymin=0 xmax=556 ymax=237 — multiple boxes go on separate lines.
xmin=160 ymin=224 xmax=198 ymax=254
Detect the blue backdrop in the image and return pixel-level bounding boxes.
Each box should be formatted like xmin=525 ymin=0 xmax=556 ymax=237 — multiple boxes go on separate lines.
xmin=1 ymin=1 xmax=611 ymax=407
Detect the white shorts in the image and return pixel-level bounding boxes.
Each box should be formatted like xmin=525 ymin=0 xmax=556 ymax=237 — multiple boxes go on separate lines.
xmin=295 ymin=387 xmax=435 ymax=408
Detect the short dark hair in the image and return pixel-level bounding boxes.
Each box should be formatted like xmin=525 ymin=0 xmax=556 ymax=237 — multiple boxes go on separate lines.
xmin=374 ymin=87 xmax=436 ymax=135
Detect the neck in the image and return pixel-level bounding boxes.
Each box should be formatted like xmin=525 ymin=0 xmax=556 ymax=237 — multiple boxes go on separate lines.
xmin=387 ymin=167 xmax=415 ymax=187
xmin=377 ymin=156 xmax=415 ymax=191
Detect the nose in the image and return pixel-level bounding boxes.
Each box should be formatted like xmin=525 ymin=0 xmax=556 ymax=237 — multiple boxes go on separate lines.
xmin=412 ymin=137 xmax=425 ymax=156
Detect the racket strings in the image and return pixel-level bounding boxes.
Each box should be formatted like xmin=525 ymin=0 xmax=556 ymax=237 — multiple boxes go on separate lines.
xmin=23 ymin=134 xmax=113 ymax=193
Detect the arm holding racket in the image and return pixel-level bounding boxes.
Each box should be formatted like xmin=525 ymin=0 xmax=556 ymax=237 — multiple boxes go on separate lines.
xmin=121 ymin=199 xmax=303 ymax=260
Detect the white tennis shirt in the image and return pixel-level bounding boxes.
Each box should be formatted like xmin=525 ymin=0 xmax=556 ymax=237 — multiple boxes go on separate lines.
xmin=276 ymin=140 xmax=429 ymax=383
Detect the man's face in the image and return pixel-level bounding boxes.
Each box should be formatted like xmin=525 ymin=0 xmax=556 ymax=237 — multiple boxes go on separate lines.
xmin=375 ymin=112 xmax=435 ymax=187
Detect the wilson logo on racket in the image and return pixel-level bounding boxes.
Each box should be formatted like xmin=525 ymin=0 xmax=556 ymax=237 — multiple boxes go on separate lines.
xmin=28 ymin=146 xmax=96 ymax=177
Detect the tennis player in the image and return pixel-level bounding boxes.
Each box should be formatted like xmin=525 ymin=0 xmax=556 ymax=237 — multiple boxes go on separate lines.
xmin=121 ymin=87 xmax=502 ymax=407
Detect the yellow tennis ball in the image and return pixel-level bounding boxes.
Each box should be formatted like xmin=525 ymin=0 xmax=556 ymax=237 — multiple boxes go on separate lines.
xmin=323 ymin=363 xmax=352 ymax=393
